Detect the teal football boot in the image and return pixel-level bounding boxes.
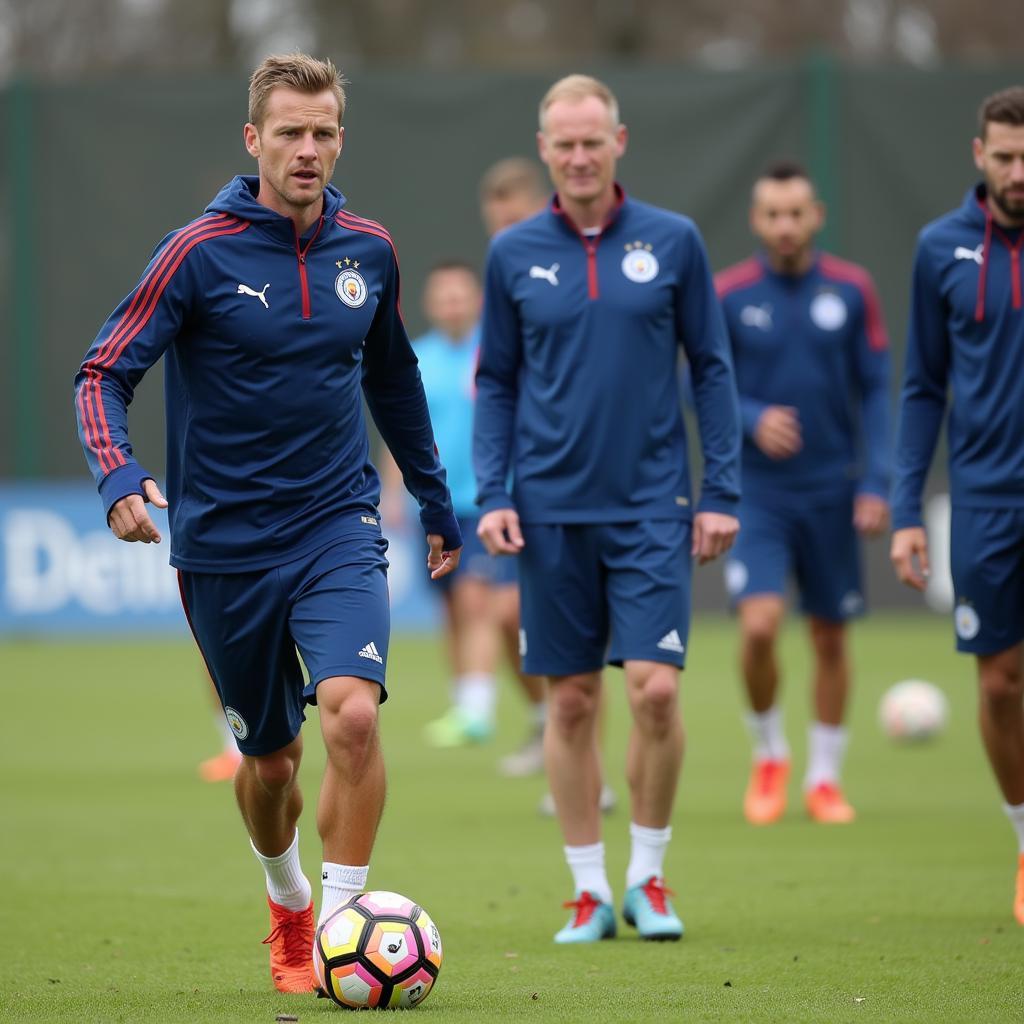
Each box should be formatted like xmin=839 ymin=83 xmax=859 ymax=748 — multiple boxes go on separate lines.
xmin=621 ymin=876 xmax=684 ymax=941
xmin=554 ymin=892 xmax=616 ymax=944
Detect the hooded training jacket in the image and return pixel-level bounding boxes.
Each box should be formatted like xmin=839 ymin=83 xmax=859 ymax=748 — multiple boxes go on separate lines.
xmin=473 ymin=187 xmax=741 ymax=523
xmin=891 ymin=184 xmax=1024 ymax=530
xmin=74 ymin=175 xmax=460 ymax=572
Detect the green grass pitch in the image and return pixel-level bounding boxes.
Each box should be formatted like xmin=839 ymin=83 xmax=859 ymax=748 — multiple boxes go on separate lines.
xmin=2 ymin=612 xmax=1021 ymax=1022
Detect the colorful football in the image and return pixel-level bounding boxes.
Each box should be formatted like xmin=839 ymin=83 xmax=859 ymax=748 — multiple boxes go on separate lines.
xmin=314 ymin=890 xmax=442 ymax=1009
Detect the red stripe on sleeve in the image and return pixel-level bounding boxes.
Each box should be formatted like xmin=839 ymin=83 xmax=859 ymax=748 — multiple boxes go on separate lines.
xmin=335 ymin=211 xmax=405 ymax=322
xmin=82 ymin=217 xmax=249 ymax=476
xmin=714 ymin=257 xmax=763 ymax=298
xmin=92 ymin=214 xmax=233 ymax=369
xmin=820 ymin=253 xmax=889 ymax=352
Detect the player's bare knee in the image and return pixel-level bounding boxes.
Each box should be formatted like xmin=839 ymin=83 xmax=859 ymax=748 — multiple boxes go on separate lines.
xmin=810 ymin=620 xmax=846 ymax=664
xmin=250 ymin=751 xmax=298 ymax=794
xmin=324 ymin=695 xmax=379 ymax=763
xmin=635 ymin=673 xmax=679 ymax=731
xmin=741 ymin=611 xmax=780 ymax=651
xmin=548 ymin=680 xmax=599 ymax=735
xmin=979 ymin=665 xmax=1024 ymax=708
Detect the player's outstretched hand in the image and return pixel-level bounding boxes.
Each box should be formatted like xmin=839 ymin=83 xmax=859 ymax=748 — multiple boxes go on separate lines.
xmin=427 ymin=535 xmax=462 ymax=580
xmin=108 ymin=479 xmax=168 ymax=544
xmin=890 ymin=526 xmax=929 ymax=591
xmin=692 ymin=511 xmax=739 ymax=565
xmin=477 ymin=508 xmax=525 ymax=556
xmin=754 ymin=405 xmax=802 ymax=460
xmin=854 ymin=494 xmax=890 ymax=537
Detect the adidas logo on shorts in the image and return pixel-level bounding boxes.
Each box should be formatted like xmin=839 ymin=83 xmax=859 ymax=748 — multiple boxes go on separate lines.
xmin=656 ymin=629 xmax=685 ymax=654
xmin=358 ymin=641 xmax=383 ymax=664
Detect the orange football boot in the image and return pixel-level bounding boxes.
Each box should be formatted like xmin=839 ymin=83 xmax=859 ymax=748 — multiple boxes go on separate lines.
xmin=262 ymin=896 xmax=317 ymax=993
xmin=1014 ymin=853 xmax=1024 ymax=926
xmin=743 ymin=759 xmax=790 ymax=825
xmin=804 ymin=782 xmax=856 ymax=824
xmin=198 ymin=748 xmax=242 ymax=782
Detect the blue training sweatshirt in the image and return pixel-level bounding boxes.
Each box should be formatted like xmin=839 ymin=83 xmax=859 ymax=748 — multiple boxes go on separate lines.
xmin=473 ymin=187 xmax=741 ymax=524
xmin=716 ymin=252 xmax=891 ymax=507
xmin=75 ymin=176 xmax=461 ymax=571
xmin=892 ymin=184 xmax=1024 ymax=530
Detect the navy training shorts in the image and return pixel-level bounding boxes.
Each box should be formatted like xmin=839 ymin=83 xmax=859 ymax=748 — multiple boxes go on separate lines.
xmin=516 ymin=519 xmax=691 ymax=677
xmin=178 ymin=523 xmax=391 ymax=756
xmin=723 ymin=496 xmax=864 ymax=622
xmin=949 ymin=506 xmax=1024 ymax=656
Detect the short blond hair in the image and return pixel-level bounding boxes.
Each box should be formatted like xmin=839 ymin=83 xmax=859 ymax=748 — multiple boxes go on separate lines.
xmin=248 ymin=52 xmax=347 ymax=128
xmin=538 ymin=74 xmax=620 ymax=132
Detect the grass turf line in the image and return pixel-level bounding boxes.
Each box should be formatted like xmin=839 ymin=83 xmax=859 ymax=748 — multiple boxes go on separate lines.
xmin=1 ymin=612 xmax=1020 ymax=1022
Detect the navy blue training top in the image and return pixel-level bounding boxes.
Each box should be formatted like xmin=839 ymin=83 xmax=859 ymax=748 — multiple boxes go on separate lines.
xmin=716 ymin=251 xmax=891 ymax=507
xmin=75 ymin=176 xmax=460 ymax=571
xmin=473 ymin=188 xmax=741 ymax=524
xmin=892 ymin=184 xmax=1024 ymax=529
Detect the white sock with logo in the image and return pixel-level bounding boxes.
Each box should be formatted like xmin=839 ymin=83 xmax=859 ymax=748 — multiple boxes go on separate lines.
xmin=320 ymin=863 xmax=369 ymax=925
xmin=1004 ymin=802 xmax=1024 ymax=853
xmin=456 ymin=673 xmax=497 ymax=724
xmin=564 ymin=842 xmax=612 ymax=904
xmin=745 ymin=706 xmax=790 ymax=762
xmin=804 ymin=722 xmax=848 ymax=789
xmin=626 ymin=823 xmax=672 ymax=889
xmin=251 ymin=829 xmax=311 ymax=912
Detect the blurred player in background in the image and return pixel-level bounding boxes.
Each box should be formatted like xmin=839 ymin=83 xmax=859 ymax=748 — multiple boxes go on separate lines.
xmin=716 ymin=161 xmax=891 ymax=826
xmin=198 ymin=671 xmax=243 ymax=781
xmin=74 ymin=53 xmax=461 ymax=993
xmin=382 ymin=261 xmax=541 ymax=753
xmin=474 ymin=74 xmax=741 ymax=943
xmin=891 ymin=86 xmax=1024 ymax=924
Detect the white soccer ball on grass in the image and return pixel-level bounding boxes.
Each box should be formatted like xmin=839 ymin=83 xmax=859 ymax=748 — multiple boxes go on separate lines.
xmin=878 ymin=679 xmax=948 ymax=742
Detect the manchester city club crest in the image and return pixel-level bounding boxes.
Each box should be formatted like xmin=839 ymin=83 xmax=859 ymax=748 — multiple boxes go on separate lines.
xmin=622 ymin=241 xmax=659 ymax=283
xmin=810 ymin=290 xmax=847 ymax=330
xmin=224 ymin=706 xmax=249 ymax=740
xmin=954 ymin=601 xmax=980 ymax=641
xmin=336 ymin=267 xmax=368 ymax=308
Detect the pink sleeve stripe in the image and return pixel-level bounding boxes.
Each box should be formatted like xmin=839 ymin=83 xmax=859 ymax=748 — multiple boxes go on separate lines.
xmin=335 ymin=211 xmax=406 ymax=322
xmin=92 ymin=214 xmax=233 ymax=369
xmin=714 ymin=257 xmax=763 ymax=298
xmin=80 ymin=216 xmax=249 ymax=477
xmin=819 ymin=253 xmax=889 ymax=351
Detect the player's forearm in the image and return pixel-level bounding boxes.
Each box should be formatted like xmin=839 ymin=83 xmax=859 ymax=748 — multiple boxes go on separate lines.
xmin=890 ymin=394 xmax=945 ymax=529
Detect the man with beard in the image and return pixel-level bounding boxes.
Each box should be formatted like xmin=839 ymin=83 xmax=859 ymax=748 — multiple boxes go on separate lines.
xmin=891 ymin=85 xmax=1024 ymax=925
xmin=716 ymin=161 xmax=891 ymax=826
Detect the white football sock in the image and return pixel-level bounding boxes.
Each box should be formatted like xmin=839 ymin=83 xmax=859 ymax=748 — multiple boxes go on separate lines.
xmin=804 ymin=722 xmax=848 ymax=789
xmin=626 ymin=823 xmax=672 ymax=889
xmin=456 ymin=672 xmax=497 ymax=723
xmin=1004 ymin=802 xmax=1024 ymax=853
xmin=319 ymin=863 xmax=369 ymax=925
xmin=564 ymin=842 xmax=612 ymax=904
xmin=745 ymin=706 xmax=790 ymax=762
xmin=251 ymin=829 xmax=311 ymax=912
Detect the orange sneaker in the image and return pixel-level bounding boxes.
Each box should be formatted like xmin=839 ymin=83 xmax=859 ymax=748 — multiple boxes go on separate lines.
xmin=1014 ymin=853 xmax=1024 ymax=926
xmin=744 ymin=759 xmax=790 ymax=825
xmin=198 ymin=748 xmax=242 ymax=782
xmin=262 ymin=896 xmax=316 ymax=993
xmin=804 ymin=782 xmax=856 ymax=824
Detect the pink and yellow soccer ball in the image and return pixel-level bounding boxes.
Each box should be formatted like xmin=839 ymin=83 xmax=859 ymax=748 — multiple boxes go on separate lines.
xmin=314 ymin=891 xmax=443 ymax=1009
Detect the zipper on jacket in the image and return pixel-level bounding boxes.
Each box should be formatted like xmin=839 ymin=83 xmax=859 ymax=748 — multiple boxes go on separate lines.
xmin=294 ymin=216 xmax=324 ymax=320
xmin=584 ymin=238 xmax=599 ymax=299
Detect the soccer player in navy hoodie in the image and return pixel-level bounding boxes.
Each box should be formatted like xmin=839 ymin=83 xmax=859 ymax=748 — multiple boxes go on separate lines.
xmin=474 ymin=74 xmax=741 ymax=943
xmin=891 ymin=86 xmax=1024 ymax=925
xmin=74 ymin=54 xmax=462 ymax=992
xmin=716 ymin=162 xmax=891 ymax=827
